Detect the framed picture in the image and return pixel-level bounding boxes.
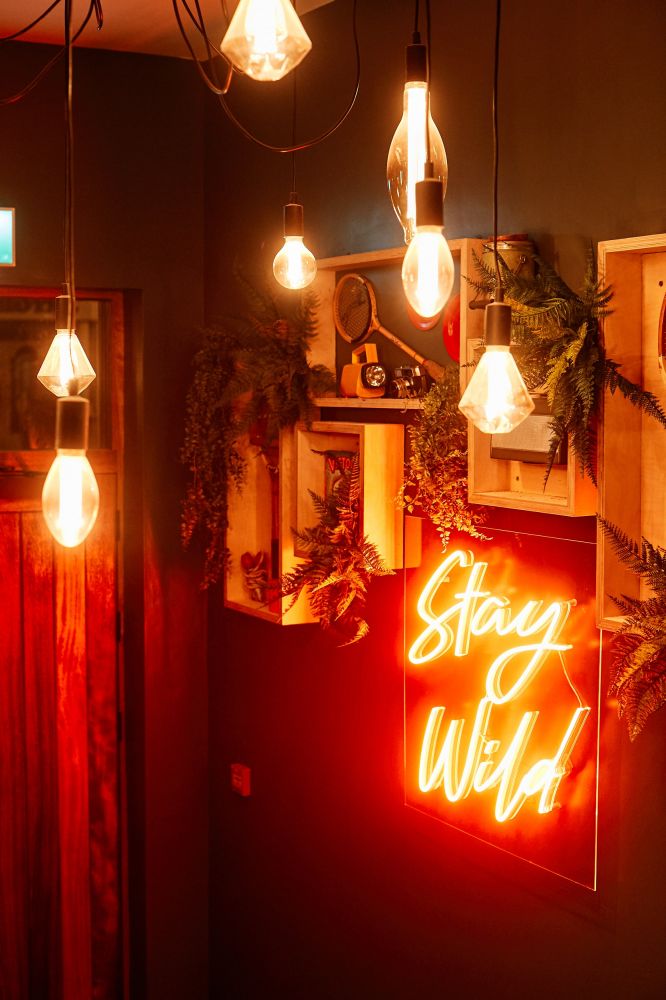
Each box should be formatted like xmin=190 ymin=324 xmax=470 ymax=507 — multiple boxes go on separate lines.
xmin=0 ymin=208 xmax=15 ymax=267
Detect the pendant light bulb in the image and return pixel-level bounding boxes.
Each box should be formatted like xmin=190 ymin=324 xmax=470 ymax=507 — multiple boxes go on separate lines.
xmin=42 ymin=396 xmax=99 ymax=548
xmin=37 ymin=286 xmax=96 ymax=397
xmin=459 ymin=302 xmax=535 ymax=434
xmin=387 ymin=38 xmax=447 ymax=244
xmin=273 ymin=195 xmax=317 ymax=290
xmin=221 ymin=0 xmax=312 ymax=82
xmin=401 ymin=175 xmax=454 ymax=321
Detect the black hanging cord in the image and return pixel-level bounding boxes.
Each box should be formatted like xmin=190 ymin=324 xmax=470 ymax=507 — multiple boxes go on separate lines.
xmin=413 ymin=0 xmax=420 ymax=35
xmin=171 ymin=0 xmax=232 ymax=95
xmin=0 ymin=1 xmax=100 ymax=107
xmin=291 ymin=64 xmax=297 ymax=194
xmin=492 ymin=0 xmax=502 ymax=301
xmin=425 ymin=0 xmax=432 ymax=163
xmin=173 ymin=0 xmax=361 ymax=155
xmin=219 ymin=0 xmax=360 ymax=154
xmin=64 ymin=0 xmax=76 ymax=337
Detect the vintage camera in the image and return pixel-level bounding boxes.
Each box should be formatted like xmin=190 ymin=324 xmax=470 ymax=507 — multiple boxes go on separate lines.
xmin=387 ymin=365 xmax=428 ymax=399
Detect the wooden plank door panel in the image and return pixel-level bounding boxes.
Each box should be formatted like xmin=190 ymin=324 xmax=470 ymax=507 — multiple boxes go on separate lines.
xmin=0 ymin=512 xmax=30 ymax=1000
xmin=22 ymin=512 xmax=61 ymax=1000
xmin=86 ymin=475 xmax=121 ymax=1000
xmin=0 ymin=472 xmax=120 ymax=1000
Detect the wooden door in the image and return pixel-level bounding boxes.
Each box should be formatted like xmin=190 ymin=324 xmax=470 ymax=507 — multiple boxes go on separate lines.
xmin=0 ymin=289 xmax=124 ymax=1000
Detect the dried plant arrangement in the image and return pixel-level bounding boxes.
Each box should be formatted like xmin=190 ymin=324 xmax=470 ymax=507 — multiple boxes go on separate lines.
xmin=181 ymin=277 xmax=335 ymax=587
xmin=401 ymin=365 xmax=487 ymax=550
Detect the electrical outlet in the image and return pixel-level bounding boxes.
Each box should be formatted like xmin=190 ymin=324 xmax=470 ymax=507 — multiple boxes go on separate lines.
xmin=230 ymin=763 xmax=251 ymax=797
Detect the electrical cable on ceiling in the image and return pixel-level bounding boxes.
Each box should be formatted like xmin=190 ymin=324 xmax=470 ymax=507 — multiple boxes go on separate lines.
xmin=0 ymin=0 xmax=63 ymax=42
xmin=171 ymin=0 xmax=232 ymax=95
xmin=173 ymin=0 xmax=361 ymax=155
xmin=0 ymin=0 xmax=102 ymax=106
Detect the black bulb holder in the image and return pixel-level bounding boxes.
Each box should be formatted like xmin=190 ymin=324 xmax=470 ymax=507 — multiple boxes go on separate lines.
xmin=55 ymin=395 xmax=89 ymax=451
xmin=484 ymin=300 xmax=512 ymax=347
xmin=283 ymin=192 xmax=304 ymax=237
xmin=414 ymin=164 xmax=443 ymax=228
xmin=406 ymin=33 xmax=427 ymax=83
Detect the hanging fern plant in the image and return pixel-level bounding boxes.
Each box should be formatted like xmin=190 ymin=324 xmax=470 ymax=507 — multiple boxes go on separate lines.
xmin=181 ymin=276 xmax=335 ymax=587
xmin=280 ymin=458 xmax=393 ymax=644
xmin=599 ymin=518 xmax=666 ymax=740
xmin=401 ymin=365 xmax=487 ymax=550
xmin=470 ymin=249 xmax=666 ymax=481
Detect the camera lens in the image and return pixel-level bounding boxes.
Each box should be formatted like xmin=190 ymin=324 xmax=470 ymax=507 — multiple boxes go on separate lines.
xmin=388 ymin=377 xmax=411 ymax=398
xmin=361 ymin=363 xmax=387 ymax=389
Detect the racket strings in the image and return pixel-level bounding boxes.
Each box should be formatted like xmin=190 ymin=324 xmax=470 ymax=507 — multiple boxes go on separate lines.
xmin=335 ymin=277 xmax=372 ymax=342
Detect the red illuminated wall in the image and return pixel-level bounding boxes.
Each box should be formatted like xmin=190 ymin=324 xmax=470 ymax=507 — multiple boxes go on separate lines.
xmin=206 ymin=2 xmax=666 ymax=998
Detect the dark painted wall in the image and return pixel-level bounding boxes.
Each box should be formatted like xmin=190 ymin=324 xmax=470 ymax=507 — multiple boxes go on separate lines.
xmin=206 ymin=2 xmax=666 ymax=997
xmin=1 ymin=43 xmax=208 ymax=999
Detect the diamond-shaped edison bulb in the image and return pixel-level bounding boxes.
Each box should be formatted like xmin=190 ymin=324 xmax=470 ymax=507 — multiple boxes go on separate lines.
xmin=37 ymin=330 xmax=96 ymax=397
xmin=221 ymin=0 xmax=312 ymax=82
xmin=459 ymin=345 xmax=535 ymax=434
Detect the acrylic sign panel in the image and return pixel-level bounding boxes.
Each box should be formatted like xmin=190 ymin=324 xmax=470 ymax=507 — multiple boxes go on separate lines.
xmin=0 ymin=209 xmax=15 ymax=266
xmin=404 ymin=526 xmax=600 ymax=889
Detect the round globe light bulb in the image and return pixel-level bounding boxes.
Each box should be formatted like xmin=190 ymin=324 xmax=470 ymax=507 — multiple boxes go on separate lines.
xmin=273 ymin=235 xmax=317 ymax=290
xmin=42 ymin=450 xmax=100 ymax=547
xmin=401 ymin=225 xmax=455 ymax=321
xmin=459 ymin=345 xmax=535 ymax=434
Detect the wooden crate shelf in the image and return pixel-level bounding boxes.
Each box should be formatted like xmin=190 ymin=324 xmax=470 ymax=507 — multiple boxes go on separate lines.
xmin=460 ymin=328 xmax=597 ymax=518
xmin=597 ymin=233 xmax=666 ymax=629
xmin=292 ymin=420 xmax=405 ymax=571
xmin=312 ymin=239 xmax=486 ymax=394
xmin=225 ymin=430 xmax=314 ymax=624
xmin=225 ymin=420 xmax=405 ymax=623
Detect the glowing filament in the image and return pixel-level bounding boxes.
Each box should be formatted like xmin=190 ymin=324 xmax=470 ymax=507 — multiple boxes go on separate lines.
xmin=405 ymin=83 xmax=427 ymax=227
xmin=42 ymin=452 xmax=99 ymax=548
xmin=273 ymin=235 xmax=316 ymax=290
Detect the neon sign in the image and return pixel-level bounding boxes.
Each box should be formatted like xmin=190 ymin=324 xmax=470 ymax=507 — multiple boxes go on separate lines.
xmin=404 ymin=532 xmax=600 ymax=888
xmin=410 ymin=550 xmax=590 ymax=823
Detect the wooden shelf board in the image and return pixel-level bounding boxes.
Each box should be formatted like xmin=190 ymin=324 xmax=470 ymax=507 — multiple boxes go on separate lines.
xmin=313 ymin=396 xmax=423 ymax=410
xmin=224 ymin=599 xmax=280 ymax=624
xmin=469 ymin=490 xmax=569 ymax=509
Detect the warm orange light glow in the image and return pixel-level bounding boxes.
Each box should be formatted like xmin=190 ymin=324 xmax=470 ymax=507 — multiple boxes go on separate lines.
xmin=411 ymin=550 xmax=591 ymax=823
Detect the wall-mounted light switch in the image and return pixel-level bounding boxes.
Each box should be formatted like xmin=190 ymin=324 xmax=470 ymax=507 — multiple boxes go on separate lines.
xmin=230 ymin=763 xmax=251 ymax=797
